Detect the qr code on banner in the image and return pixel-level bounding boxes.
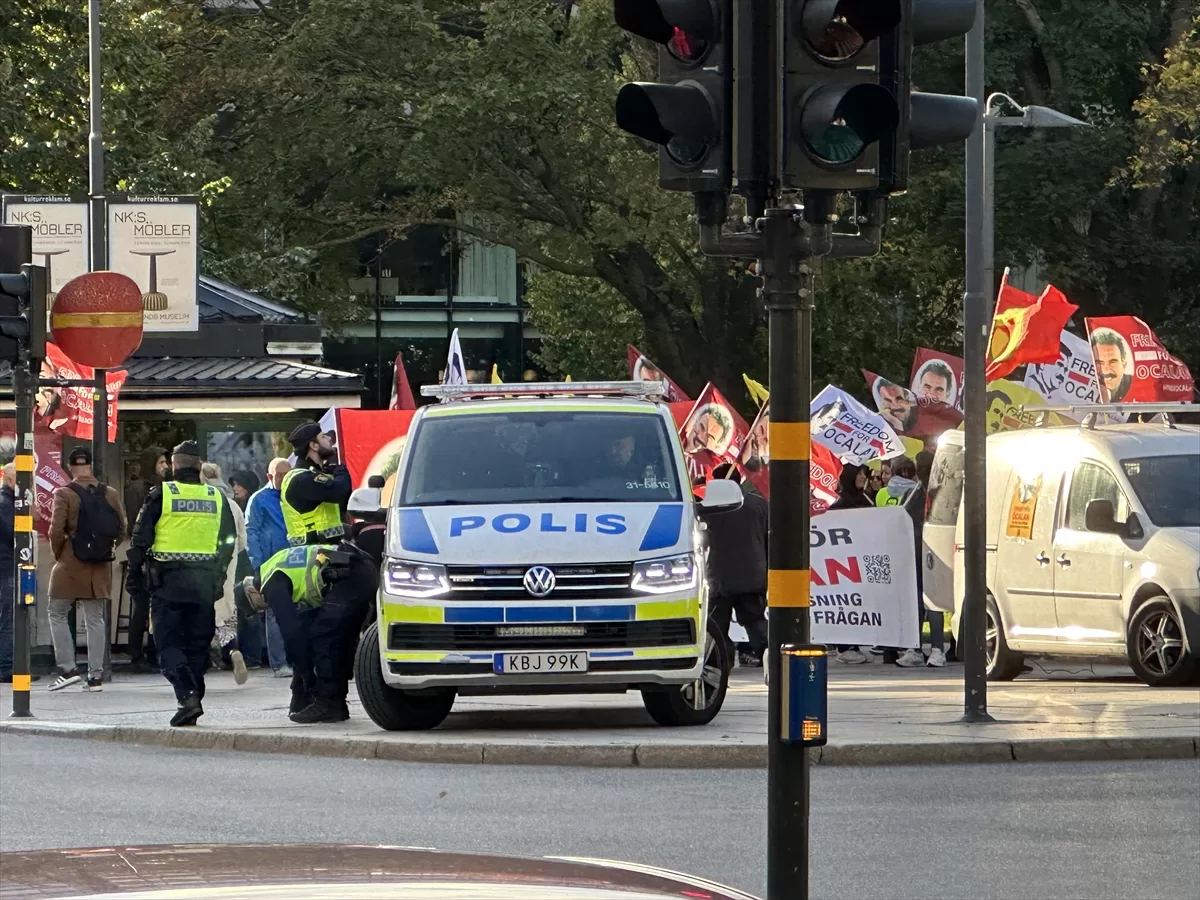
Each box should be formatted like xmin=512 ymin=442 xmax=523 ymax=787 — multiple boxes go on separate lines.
xmin=864 ymin=554 xmax=891 ymax=585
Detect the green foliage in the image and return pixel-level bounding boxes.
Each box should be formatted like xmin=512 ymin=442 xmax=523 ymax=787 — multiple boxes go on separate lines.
xmin=3 ymin=0 xmax=1197 ymax=401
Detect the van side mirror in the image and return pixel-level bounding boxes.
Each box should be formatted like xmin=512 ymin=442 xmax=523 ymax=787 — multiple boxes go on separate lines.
xmin=1084 ymin=499 xmax=1120 ymax=534
xmin=348 ymin=486 xmax=386 ymax=523
xmin=698 ymin=478 xmax=743 ymax=516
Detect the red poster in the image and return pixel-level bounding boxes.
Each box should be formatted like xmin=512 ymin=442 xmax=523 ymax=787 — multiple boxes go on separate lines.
xmin=1085 ymin=316 xmax=1194 ymax=403
xmin=33 ymin=426 xmax=69 ymax=538
xmin=335 ymin=409 xmax=417 ymax=504
xmin=679 ymin=383 xmax=749 ymax=483
xmin=863 ymin=369 xmax=962 ymax=440
xmin=810 ymin=440 xmax=842 ymax=514
xmin=910 ymin=348 xmax=965 ymax=412
xmin=627 ymin=344 xmax=690 ymax=403
xmin=38 ymin=342 xmax=126 ymax=442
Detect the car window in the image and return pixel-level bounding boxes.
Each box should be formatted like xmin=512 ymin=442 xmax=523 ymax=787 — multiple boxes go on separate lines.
xmin=1065 ymin=461 xmax=1128 ymax=529
xmin=925 ymin=442 xmax=964 ymax=527
xmin=1121 ymin=455 xmax=1200 ymax=527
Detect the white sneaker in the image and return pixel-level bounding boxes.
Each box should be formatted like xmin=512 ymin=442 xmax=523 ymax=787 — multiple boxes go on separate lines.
xmin=895 ymin=649 xmax=926 ymax=668
xmin=837 ymin=649 xmax=868 ymax=664
xmin=48 ymin=671 xmax=81 ymax=691
xmin=926 ymin=647 xmax=947 ymax=668
xmin=273 ymin=665 xmax=293 ymax=679
xmin=230 ymin=650 xmax=249 ymax=685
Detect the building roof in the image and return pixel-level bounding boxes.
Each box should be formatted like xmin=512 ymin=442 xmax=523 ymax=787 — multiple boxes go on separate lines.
xmin=198 ymin=275 xmax=306 ymax=324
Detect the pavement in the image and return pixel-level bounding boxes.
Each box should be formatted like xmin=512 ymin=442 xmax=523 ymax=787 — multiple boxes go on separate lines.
xmin=1 ymin=660 xmax=1197 ymax=768
xmin=6 ymin=737 xmax=1199 ymax=899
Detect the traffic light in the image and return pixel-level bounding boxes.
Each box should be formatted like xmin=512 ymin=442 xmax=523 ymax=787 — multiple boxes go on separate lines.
xmin=0 ymin=225 xmax=48 ymax=362
xmin=781 ymin=0 xmax=903 ymax=192
xmin=614 ymin=0 xmax=732 ymax=193
xmin=781 ymin=0 xmax=979 ymax=194
xmin=880 ymin=0 xmax=980 ymax=194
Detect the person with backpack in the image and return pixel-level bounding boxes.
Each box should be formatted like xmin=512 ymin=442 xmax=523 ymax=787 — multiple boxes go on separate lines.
xmin=47 ymin=446 xmax=127 ymax=691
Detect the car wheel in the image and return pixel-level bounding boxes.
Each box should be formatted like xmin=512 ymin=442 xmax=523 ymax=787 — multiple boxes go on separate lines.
xmin=354 ymin=626 xmax=456 ymax=730
xmin=642 ymin=622 xmax=729 ymax=727
xmin=1126 ymin=597 xmax=1197 ymax=687
xmin=986 ymin=595 xmax=1025 ymax=682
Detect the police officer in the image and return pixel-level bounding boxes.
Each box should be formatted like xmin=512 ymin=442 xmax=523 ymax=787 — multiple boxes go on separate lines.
xmin=280 ymin=422 xmax=375 ymax=723
xmin=127 ymin=441 xmax=236 ymax=726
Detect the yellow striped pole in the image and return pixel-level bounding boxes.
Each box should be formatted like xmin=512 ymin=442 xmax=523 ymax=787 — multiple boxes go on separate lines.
xmin=10 ymin=372 xmax=37 ymax=718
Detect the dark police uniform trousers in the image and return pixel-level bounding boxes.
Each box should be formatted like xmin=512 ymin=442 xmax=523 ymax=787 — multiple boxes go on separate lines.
xmin=150 ymin=564 xmax=223 ymax=702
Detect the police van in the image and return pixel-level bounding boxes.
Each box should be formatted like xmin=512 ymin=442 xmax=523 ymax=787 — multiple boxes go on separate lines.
xmin=923 ymin=403 xmax=1200 ymax=686
xmin=348 ymin=381 xmax=744 ymax=731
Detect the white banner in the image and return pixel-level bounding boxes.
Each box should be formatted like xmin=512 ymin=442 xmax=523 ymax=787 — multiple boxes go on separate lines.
xmin=811 ymin=384 xmax=906 ymax=466
xmin=106 ymin=195 xmax=199 ymax=332
xmin=443 ymin=327 xmax=467 ymax=384
xmin=1 ymin=196 xmax=90 ymax=292
xmin=808 ymin=507 xmax=920 ymax=648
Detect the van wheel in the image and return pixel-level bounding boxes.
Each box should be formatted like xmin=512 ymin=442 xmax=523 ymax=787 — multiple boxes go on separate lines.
xmin=641 ymin=623 xmax=729 ymax=727
xmin=1127 ymin=597 xmax=1197 ymax=687
xmin=986 ymin=596 xmax=1025 ymax=682
xmin=354 ymin=626 xmax=456 ymax=730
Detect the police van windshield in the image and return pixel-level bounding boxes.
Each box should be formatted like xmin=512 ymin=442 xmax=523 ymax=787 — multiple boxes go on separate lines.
xmin=1121 ymin=454 xmax=1200 ymax=528
xmin=400 ymin=411 xmax=683 ymax=506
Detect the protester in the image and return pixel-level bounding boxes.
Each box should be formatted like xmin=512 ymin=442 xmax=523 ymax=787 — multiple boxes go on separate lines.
xmin=203 ymin=462 xmax=251 ymax=684
xmin=703 ymin=463 xmax=769 ymax=669
xmin=47 ymin=447 xmax=127 ymax=691
xmin=127 ymin=441 xmax=237 ymax=726
xmin=0 ymin=464 xmax=15 ymax=684
xmin=229 ymin=470 xmax=259 ymax=512
xmin=867 ymin=469 xmax=883 ymax=496
xmin=913 ymin=450 xmax=946 ymax=667
xmin=876 ymin=455 xmax=917 ymax=508
xmin=124 ymin=446 xmax=168 ymax=672
xmin=245 ymin=457 xmax=292 ymax=677
xmin=828 ymin=464 xmax=874 ymax=665
xmin=874 ymin=456 xmax=925 ymax=667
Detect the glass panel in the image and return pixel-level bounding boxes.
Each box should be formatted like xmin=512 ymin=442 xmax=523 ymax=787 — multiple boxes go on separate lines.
xmin=1122 ymin=455 xmax=1200 ymax=527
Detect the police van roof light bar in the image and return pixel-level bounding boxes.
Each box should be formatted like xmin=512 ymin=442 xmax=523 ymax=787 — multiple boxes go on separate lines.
xmin=420 ymin=381 xmax=668 ymax=402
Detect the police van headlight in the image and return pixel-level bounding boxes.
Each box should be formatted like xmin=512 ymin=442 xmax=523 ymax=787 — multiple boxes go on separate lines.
xmin=632 ymin=553 xmax=698 ymax=594
xmin=384 ymin=560 xmax=449 ymax=598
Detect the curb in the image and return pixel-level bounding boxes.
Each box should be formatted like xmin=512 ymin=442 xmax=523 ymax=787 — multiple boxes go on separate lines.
xmin=2 ymin=721 xmax=1197 ymax=768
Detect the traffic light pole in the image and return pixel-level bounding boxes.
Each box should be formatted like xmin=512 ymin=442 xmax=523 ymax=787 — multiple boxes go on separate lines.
xmin=10 ymin=361 xmax=37 ymax=718
xmin=88 ymin=0 xmax=108 ymax=485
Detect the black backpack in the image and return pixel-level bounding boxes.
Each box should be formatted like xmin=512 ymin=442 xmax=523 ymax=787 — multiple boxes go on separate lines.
xmin=67 ymin=482 xmax=123 ymax=563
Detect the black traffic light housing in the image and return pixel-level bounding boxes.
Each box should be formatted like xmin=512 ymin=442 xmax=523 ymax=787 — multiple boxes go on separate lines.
xmin=614 ymin=0 xmax=732 ymax=193
xmin=879 ymin=0 xmax=979 ymax=194
xmin=781 ymin=0 xmax=903 ymax=192
xmin=0 ymin=225 xmax=48 ymax=362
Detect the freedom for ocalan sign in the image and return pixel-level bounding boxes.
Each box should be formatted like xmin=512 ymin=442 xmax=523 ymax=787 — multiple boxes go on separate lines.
xmin=806 ymin=507 xmax=920 ymax=649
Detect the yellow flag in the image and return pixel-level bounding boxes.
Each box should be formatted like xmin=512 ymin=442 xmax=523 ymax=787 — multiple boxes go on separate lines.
xmin=490 ymin=364 xmax=502 ymax=384
xmin=977 ymin=379 xmax=1075 ymax=434
xmin=565 ymin=374 xmax=572 ymax=382
xmin=742 ymin=374 xmax=770 ymax=407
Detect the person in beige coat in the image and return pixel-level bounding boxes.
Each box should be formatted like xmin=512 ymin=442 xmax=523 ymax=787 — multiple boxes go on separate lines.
xmin=201 ymin=461 xmax=249 ymax=684
xmin=47 ymin=446 xmax=127 ymax=691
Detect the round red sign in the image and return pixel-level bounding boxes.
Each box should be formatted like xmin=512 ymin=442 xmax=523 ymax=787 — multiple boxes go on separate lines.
xmin=50 ymin=271 xmax=144 ymax=369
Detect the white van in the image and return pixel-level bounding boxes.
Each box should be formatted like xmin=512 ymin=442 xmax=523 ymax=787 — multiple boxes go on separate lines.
xmin=923 ymin=405 xmax=1200 ymax=686
xmin=347 ymin=381 xmax=744 ymax=730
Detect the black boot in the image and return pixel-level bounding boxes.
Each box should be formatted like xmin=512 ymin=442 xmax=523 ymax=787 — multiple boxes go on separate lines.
xmin=289 ymin=676 xmax=314 ymax=714
xmin=289 ymin=697 xmax=343 ymax=724
xmin=170 ymin=692 xmax=203 ymax=727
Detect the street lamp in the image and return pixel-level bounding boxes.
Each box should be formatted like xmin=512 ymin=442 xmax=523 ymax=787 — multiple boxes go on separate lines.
xmin=983 ymin=92 xmax=1090 ymax=296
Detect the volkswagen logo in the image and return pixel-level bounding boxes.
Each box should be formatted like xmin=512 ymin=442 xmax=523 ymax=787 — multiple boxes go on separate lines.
xmin=523 ymin=565 xmax=556 ymax=598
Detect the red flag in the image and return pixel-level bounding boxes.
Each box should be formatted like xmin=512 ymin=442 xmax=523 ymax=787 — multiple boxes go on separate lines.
xmin=679 ymin=383 xmax=749 ymax=481
xmin=910 ymin=348 xmax=965 ymax=411
xmin=810 ymin=440 xmax=841 ymax=514
xmin=987 ymin=275 xmax=1079 ymax=381
xmin=627 ymin=344 xmax=690 ymax=403
xmin=1085 ymin=316 xmax=1194 ymax=403
xmin=863 ymin=369 xmax=962 ymax=439
xmin=388 ymin=351 xmax=417 ymax=410
xmin=38 ymin=342 xmax=126 ymax=442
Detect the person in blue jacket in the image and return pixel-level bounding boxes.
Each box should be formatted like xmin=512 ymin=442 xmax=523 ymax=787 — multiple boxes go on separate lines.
xmin=245 ymin=457 xmax=293 ymax=676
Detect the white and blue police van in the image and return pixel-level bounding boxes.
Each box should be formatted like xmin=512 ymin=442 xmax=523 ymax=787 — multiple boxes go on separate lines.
xmin=349 ymin=381 xmax=743 ymax=730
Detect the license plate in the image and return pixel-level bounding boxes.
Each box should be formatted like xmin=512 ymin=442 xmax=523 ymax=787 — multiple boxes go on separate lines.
xmin=494 ymin=652 xmax=588 ymax=675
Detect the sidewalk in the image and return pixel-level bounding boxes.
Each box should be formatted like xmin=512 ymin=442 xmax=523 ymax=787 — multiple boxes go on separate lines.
xmin=2 ymin=661 xmax=1197 ymax=768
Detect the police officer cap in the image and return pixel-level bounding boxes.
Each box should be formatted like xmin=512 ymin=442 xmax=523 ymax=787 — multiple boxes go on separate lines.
xmin=288 ymin=421 xmax=322 ymax=449
xmin=173 ymin=440 xmax=201 ymax=457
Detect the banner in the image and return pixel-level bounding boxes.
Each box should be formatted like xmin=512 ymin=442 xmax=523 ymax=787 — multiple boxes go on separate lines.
xmin=335 ymin=409 xmax=417 ymax=505
xmin=33 ymin=426 xmax=69 ymax=539
xmin=1023 ymin=330 xmax=1108 ymax=407
xmin=987 ymin=274 xmax=1078 ymax=381
xmin=811 ymin=384 xmax=905 ymax=466
xmin=627 ymin=344 xmax=690 ymax=403
xmin=106 ymin=195 xmax=199 ymax=332
xmin=1 ymin=196 xmax=90 ymax=298
xmin=807 ymin=507 xmax=921 ymax=649
xmin=389 ymin=351 xmax=417 ymax=410
xmin=809 ymin=440 xmax=841 ymax=513
xmin=983 ymin=379 xmax=1073 ymax=434
xmin=863 ymin=369 xmax=963 ymax=440
xmin=37 ymin=343 xmax=126 ymax=442
xmin=1085 ymin=316 xmax=1194 ymax=403
xmin=680 ymin=383 xmax=749 ymax=481
xmin=910 ymin=348 xmax=965 ymax=411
